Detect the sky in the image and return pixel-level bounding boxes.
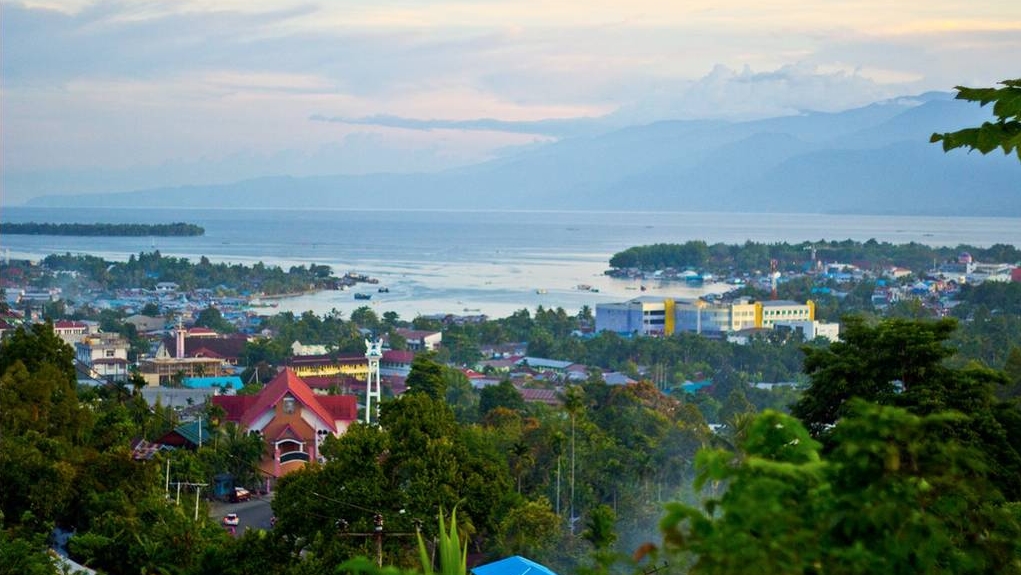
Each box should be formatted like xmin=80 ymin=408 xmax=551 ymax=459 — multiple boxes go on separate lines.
xmin=2 ymin=0 xmax=1020 ymax=204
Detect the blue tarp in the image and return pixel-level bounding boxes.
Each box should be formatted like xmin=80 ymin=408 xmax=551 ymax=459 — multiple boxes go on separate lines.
xmin=472 ymin=556 xmax=558 ymax=575
xmin=182 ymin=376 xmax=243 ymax=390
xmin=680 ymin=379 xmax=713 ymax=394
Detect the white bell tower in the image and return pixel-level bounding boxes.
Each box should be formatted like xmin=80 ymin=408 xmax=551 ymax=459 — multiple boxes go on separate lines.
xmin=364 ymin=338 xmax=383 ymax=424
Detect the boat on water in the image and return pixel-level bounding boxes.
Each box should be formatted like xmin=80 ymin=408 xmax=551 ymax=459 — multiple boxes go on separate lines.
xmin=378 ymin=287 xmax=389 ymax=293
xmin=354 ymin=293 xmax=372 ymax=300
xmin=536 ymin=289 xmax=548 ymax=294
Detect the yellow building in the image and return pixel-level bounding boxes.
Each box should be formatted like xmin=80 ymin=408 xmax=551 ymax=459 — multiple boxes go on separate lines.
xmin=287 ymin=352 xmax=369 ymax=380
xmin=756 ymin=300 xmax=815 ymax=329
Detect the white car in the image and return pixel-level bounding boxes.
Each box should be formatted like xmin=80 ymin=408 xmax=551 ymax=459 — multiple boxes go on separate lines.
xmin=223 ymin=513 xmax=240 ymax=527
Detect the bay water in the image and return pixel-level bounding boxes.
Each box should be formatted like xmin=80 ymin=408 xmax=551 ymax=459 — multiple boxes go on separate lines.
xmin=2 ymin=207 xmax=1019 ymax=319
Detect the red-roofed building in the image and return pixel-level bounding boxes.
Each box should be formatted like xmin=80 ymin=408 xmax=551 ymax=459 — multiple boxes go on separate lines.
xmin=213 ymin=369 xmax=359 ymax=485
xmin=519 ymin=388 xmax=562 ymax=407
xmin=381 ymin=349 xmax=415 ymax=377
xmin=0 ymin=320 xmax=14 ymax=340
xmin=157 ymin=332 xmax=248 ymax=365
xmin=53 ymin=320 xmax=91 ymax=345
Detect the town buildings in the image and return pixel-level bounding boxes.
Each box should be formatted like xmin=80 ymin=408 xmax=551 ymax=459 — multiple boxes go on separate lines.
xmin=213 ymin=369 xmax=358 ymax=485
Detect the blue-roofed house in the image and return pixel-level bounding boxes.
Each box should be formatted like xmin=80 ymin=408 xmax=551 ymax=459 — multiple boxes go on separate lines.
xmin=471 ymin=556 xmax=558 ymax=575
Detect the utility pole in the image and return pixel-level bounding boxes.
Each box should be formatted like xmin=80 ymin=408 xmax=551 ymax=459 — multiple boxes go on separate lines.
xmin=570 ymin=411 xmax=576 ymax=535
xmin=555 ymin=455 xmax=561 ymax=516
xmin=194 ymin=485 xmax=202 ymax=521
xmin=165 ymin=458 xmax=171 ymax=497
xmin=374 ymin=513 xmax=384 ymax=568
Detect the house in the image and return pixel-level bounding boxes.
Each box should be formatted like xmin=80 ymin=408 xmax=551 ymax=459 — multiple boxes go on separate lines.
xmin=395 ymin=328 xmax=442 ymax=351
xmin=518 ymin=388 xmax=562 ymax=407
xmin=157 ymin=330 xmax=248 ymax=365
xmin=155 ymin=420 xmax=214 ymax=449
xmin=213 ymin=369 xmax=358 ymax=484
xmin=53 ymin=319 xmax=91 ymax=345
xmin=381 ymin=349 xmax=415 ymax=377
xmin=138 ymin=344 xmax=228 ymax=386
xmin=0 ymin=319 xmax=15 ymax=340
xmin=291 ymin=340 xmax=330 ymax=356
xmin=513 ymin=357 xmax=574 ymax=375
xmin=124 ymin=314 xmax=166 ymax=333
xmin=75 ymin=332 xmax=130 ymax=382
xmin=772 ymin=320 xmax=841 ymax=343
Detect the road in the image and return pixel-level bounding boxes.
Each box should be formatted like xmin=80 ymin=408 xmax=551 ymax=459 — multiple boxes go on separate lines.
xmin=211 ymin=494 xmax=275 ymax=536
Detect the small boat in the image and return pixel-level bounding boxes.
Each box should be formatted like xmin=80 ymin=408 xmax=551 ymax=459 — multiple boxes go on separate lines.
xmin=378 ymin=287 xmax=389 ymax=293
xmin=354 ymin=293 xmax=372 ymax=300
xmin=536 ymin=289 xmax=548 ymax=294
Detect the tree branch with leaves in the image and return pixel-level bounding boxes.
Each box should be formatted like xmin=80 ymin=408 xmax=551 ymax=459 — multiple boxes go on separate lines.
xmin=931 ymin=78 xmax=1021 ymax=161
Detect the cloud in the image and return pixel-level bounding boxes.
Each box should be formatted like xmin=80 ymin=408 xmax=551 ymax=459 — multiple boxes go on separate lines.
xmin=3 ymin=0 xmax=1020 ymax=202
xmin=308 ymin=114 xmax=605 ymax=138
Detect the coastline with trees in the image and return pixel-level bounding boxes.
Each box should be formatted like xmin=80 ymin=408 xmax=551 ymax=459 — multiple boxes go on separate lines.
xmin=1 ymin=221 xmax=205 ymax=236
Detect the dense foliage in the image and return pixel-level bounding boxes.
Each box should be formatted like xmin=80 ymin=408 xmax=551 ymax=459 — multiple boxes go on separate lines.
xmin=41 ymin=251 xmax=337 ymax=294
xmin=609 ymin=239 xmax=1020 ymax=275
xmin=3 ymin=309 xmax=1020 ymax=574
xmin=1 ymin=222 xmax=204 ymax=236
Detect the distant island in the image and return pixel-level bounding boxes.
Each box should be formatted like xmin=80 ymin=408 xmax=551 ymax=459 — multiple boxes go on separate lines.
xmin=1 ymin=221 xmax=205 ymax=237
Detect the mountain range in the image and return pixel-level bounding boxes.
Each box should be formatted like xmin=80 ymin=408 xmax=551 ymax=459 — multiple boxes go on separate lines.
xmin=26 ymin=92 xmax=1021 ymax=216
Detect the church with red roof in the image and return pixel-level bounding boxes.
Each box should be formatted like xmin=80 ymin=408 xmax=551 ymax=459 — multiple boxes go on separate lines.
xmin=213 ymin=368 xmax=359 ymax=484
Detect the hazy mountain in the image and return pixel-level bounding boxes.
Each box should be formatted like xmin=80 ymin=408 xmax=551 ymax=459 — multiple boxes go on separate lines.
xmin=27 ymin=92 xmax=1021 ymax=216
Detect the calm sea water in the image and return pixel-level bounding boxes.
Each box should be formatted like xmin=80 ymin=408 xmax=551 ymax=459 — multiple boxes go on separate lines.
xmin=2 ymin=207 xmax=1019 ymax=319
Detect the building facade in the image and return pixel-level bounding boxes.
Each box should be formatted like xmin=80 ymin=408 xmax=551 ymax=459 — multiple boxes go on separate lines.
xmin=595 ymin=296 xmax=815 ymax=336
xmin=75 ymin=332 xmax=130 ymax=382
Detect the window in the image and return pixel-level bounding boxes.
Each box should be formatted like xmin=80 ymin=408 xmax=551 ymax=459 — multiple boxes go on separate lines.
xmin=283 ymin=397 xmax=296 ymax=414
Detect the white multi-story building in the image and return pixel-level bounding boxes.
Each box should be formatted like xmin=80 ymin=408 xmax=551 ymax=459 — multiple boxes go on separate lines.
xmin=395 ymin=328 xmax=442 ymax=351
xmin=76 ymin=332 xmax=130 ymax=382
xmin=772 ymin=320 xmax=841 ymax=342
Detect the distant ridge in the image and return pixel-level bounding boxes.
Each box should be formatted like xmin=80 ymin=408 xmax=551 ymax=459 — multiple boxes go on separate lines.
xmin=26 ymin=93 xmax=1021 ymax=216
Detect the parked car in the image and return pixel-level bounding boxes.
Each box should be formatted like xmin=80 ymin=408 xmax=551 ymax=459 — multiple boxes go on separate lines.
xmin=231 ymin=487 xmax=251 ymax=502
xmin=223 ymin=513 xmax=239 ymax=527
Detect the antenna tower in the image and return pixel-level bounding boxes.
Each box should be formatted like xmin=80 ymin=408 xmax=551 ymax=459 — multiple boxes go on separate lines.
xmin=364 ymin=338 xmax=383 ymax=424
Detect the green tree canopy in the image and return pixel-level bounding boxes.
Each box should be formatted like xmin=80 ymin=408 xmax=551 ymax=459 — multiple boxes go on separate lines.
xmin=660 ymin=404 xmax=1021 ymax=575
xmin=404 ymin=353 xmax=448 ymax=400
xmin=194 ymin=305 xmax=235 ymax=333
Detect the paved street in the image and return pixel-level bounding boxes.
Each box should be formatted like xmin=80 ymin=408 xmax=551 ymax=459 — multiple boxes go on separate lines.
xmin=210 ymin=494 xmax=275 ymax=536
